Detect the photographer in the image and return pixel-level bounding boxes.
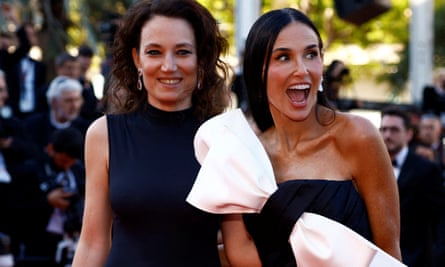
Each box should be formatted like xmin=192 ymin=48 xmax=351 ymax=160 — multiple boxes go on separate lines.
xmin=9 ymin=128 xmax=85 ymax=267
xmin=0 ymin=69 xmax=38 ymax=242
xmin=422 ymin=67 xmax=445 ymax=130
xmin=323 ymin=59 xmax=359 ymax=111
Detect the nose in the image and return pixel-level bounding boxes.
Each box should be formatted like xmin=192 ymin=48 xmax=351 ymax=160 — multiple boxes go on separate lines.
xmin=291 ymin=58 xmax=308 ymax=76
xmin=161 ymin=53 xmax=178 ymax=72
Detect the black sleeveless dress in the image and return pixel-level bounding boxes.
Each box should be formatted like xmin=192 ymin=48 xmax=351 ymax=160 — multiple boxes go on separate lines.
xmin=244 ymin=179 xmax=373 ymax=267
xmin=106 ymin=104 xmax=221 ymax=267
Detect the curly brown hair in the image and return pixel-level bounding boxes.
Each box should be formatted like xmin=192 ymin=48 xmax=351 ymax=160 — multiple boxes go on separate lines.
xmin=105 ymin=0 xmax=230 ymax=122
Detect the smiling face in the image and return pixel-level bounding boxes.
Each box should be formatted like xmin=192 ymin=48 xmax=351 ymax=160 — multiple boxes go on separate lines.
xmin=132 ymin=15 xmax=198 ymax=111
xmin=266 ymin=21 xmax=323 ymax=122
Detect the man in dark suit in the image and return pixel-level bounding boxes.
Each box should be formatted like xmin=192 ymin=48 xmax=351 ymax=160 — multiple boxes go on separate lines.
xmin=9 ymin=128 xmax=85 ymax=267
xmin=380 ymin=107 xmax=445 ymax=267
xmin=6 ymin=55 xmax=48 ymax=119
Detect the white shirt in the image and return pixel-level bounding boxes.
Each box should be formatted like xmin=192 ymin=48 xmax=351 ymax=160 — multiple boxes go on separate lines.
xmin=393 ymin=146 xmax=408 ymax=180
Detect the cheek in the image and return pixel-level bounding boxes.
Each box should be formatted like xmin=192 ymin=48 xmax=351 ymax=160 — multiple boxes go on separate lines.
xmin=267 ymin=66 xmax=287 ymax=89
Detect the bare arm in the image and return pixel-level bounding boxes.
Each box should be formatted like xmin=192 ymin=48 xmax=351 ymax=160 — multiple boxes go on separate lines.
xmin=345 ymin=115 xmax=402 ymax=260
xmin=72 ymin=116 xmax=113 ymax=267
xmin=221 ymin=214 xmax=262 ymax=267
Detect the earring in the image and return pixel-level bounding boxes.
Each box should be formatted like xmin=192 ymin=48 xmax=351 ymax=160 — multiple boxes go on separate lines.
xmin=137 ymin=69 xmax=143 ymax=90
xmin=196 ymin=68 xmax=202 ymax=90
xmin=318 ymin=79 xmax=324 ymax=92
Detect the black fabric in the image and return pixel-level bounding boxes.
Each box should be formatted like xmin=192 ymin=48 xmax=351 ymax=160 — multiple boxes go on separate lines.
xmin=243 ymin=179 xmax=373 ymax=267
xmin=106 ymin=103 xmax=221 ymax=267
xmin=397 ymin=151 xmax=445 ymax=267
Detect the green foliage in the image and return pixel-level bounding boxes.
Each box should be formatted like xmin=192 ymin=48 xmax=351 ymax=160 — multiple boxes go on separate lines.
xmin=6 ymin=0 xmax=443 ymax=99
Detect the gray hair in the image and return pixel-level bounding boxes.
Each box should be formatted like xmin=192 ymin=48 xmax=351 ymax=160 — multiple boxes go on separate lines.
xmin=46 ymin=75 xmax=83 ymax=104
xmin=0 ymin=69 xmax=5 ymax=79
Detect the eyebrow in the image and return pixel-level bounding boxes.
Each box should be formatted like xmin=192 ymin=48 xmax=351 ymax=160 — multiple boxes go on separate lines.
xmin=143 ymin=42 xmax=195 ymax=49
xmin=272 ymin=43 xmax=319 ymax=53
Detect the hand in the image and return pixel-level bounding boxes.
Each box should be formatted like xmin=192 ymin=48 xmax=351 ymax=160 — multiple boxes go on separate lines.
xmin=47 ymin=187 xmax=74 ymax=210
xmin=0 ymin=137 xmax=12 ymax=149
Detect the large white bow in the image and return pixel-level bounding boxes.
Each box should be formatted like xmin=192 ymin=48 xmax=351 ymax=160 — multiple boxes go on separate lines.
xmin=186 ymin=109 xmax=406 ymax=267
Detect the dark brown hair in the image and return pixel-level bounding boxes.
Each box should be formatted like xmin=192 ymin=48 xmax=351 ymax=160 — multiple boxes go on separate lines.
xmin=106 ymin=0 xmax=229 ymax=122
xmin=243 ymin=8 xmax=334 ymax=132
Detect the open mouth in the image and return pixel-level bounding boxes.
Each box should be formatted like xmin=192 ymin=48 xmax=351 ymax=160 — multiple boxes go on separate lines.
xmin=286 ymin=84 xmax=310 ymax=103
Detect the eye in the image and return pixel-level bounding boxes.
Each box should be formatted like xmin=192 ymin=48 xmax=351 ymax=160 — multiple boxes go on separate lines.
xmin=177 ymin=49 xmax=192 ymax=56
xmin=274 ymin=53 xmax=289 ymax=62
xmin=146 ymin=49 xmax=161 ymax=56
xmin=305 ymin=50 xmax=319 ymax=60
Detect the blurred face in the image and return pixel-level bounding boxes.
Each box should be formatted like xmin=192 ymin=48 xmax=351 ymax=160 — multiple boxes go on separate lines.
xmin=132 ymin=15 xmax=198 ymax=111
xmin=0 ymin=77 xmax=8 ymax=107
xmin=52 ymin=90 xmax=83 ymax=123
xmin=380 ymin=115 xmax=412 ymax=157
xmin=266 ymin=22 xmax=323 ymax=122
xmin=47 ymin=144 xmax=76 ymax=170
xmin=78 ymin=55 xmax=92 ymax=75
xmin=436 ymin=72 xmax=445 ymax=90
xmin=53 ymin=152 xmax=77 ymax=170
xmin=418 ymin=117 xmax=442 ymax=145
xmin=57 ymin=60 xmax=81 ymax=79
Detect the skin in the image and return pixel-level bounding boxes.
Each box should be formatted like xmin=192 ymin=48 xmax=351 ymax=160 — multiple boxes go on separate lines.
xmin=132 ymin=15 xmax=198 ymax=112
xmin=72 ymin=16 xmax=199 ymax=267
xmin=51 ymin=90 xmax=84 ymax=123
xmin=222 ymin=22 xmax=401 ymax=266
xmin=57 ymin=59 xmax=81 ymax=79
xmin=45 ymin=144 xmax=77 ymax=210
xmin=380 ymin=115 xmax=413 ymax=159
xmin=418 ymin=117 xmax=442 ymax=147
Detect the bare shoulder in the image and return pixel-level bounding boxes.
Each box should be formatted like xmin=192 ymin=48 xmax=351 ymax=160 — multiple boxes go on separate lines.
xmin=86 ymin=115 xmax=108 ymax=142
xmin=334 ymin=112 xmax=381 ymax=148
xmin=84 ymin=116 xmax=109 ymax=164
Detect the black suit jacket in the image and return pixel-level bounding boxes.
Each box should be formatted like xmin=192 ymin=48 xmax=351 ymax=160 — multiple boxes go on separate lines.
xmin=398 ymin=151 xmax=445 ymax=267
xmin=9 ymin=155 xmax=85 ymax=258
xmin=5 ymin=57 xmax=48 ymax=119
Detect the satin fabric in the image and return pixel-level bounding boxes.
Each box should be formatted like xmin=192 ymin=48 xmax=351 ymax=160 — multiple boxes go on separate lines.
xmin=186 ymin=108 xmax=406 ymax=267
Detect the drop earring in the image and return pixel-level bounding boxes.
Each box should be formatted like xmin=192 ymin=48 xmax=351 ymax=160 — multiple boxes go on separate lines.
xmin=137 ymin=69 xmax=143 ymax=90
xmin=318 ymin=79 xmax=324 ymax=92
xmin=196 ymin=69 xmax=202 ymax=90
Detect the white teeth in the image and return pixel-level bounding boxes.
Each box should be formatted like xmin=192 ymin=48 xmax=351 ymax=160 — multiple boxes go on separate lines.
xmin=160 ymin=79 xmax=180 ymax=84
xmin=288 ymin=84 xmax=310 ymax=90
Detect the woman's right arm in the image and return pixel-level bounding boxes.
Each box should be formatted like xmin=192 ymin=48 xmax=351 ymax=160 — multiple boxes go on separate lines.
xmin=72 ymin=116 xmax=113 ymax=267
xmin=221 ymin=214 xmax=262 ymax=267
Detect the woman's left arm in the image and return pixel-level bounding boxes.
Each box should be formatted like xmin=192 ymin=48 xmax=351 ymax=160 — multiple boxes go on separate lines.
xmin=345 ymin=115 xmax=402 ymax=260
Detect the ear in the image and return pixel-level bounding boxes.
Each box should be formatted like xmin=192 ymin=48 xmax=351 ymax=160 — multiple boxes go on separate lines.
xmin=132 ymin=48 xmax=140 ymax=69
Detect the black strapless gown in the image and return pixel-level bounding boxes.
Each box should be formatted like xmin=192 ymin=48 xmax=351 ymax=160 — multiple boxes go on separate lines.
xmin=244 ymin=179 xmax=373 ymax=267
xmin=105 ymin=104 xmax=221 ymax=267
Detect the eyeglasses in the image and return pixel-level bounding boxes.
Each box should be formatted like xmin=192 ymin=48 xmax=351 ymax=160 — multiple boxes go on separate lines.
xmin=379 ymin=126 xmax=402 ymax=134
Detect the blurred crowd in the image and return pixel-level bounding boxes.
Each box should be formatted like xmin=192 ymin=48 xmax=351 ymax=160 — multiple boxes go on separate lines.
xmin=0 ymin=1 xmax=444 ymax=267
xmin=0 ymin=2 xmax=102 ymax=267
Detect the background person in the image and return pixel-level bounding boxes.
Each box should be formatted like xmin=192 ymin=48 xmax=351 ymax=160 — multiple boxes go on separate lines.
xmin=380 ymin=107 xmax=445 ymax=267
xmin=9 ymin=128 xmax=85 ymax=267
